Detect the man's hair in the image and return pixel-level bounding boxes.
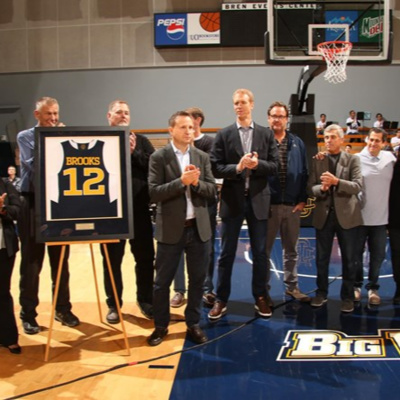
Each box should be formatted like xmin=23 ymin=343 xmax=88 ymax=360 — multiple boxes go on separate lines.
xmin=233 ymin=88 xmax=254 ymax=103
xmin=267 ymin=101 xmax=289 ymax=117
xmin=168 ymin=111 xmax=192 ymax=128
xmin=185 ymin=107 xmax=205 ymax=126
xmin=35 ymin=97 xmax=58 ymax=111
xmin=8 ymin=165 xmax=16 ymax=171
xmin=320 ymin=113 xmax=326 ymax=118
xmin=324 ymin=124 xmax=344 ymax=138
xmin=376 ymin=113 xmax=383 ymax=118
xmin=108 ymin=100 xmax=129 ymax=112
xmin=368 ymin=127 xmax=387 ymax=143
xmin=345 ymin=144 xmax=352 ymax=149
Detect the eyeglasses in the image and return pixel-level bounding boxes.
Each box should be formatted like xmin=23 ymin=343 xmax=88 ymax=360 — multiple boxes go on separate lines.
xmin=269 ymin=115 xmax=287 ymax=120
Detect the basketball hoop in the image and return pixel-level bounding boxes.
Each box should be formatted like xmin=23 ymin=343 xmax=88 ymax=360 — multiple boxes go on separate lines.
xmin=317 ymin=41 xmax=352 ymax=84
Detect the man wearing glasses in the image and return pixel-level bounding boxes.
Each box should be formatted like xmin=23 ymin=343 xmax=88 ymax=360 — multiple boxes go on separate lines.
xmin=265 ymin=101 xmax=309 ymax=303
xmin=209 ymin=89 xmax=279 ymax=320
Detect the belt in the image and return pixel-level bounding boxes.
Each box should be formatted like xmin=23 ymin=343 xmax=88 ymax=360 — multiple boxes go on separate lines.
xmin=184 ymin=218 xmax=196 ymax=227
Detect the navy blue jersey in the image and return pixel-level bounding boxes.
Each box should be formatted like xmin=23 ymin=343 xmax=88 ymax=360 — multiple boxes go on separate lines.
xmin=51 ymin=140 xmax=117 ymax=220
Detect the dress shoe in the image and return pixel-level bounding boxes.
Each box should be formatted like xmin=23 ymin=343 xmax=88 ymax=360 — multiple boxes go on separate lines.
xmin=22 ymin=319 xmax=40 ymax=335
xmin=202 ymin=292 xmax=216 ymax=308
xmin=354 ymin=287 xmax=362 ymax=302
xmin=255 ymin=296 xmax=272 ymax=317
xmin=106 ymin=308 xmax=120 ymax=324
xmin=2 ymin=344 xmax=22 ymax=354
xmin=170 ymin=292 xmax=185 ymax=308
xmin=285 ymin=287 xmax=311 ymax=303
xmin=187 ymin=325 xmax=208 ymax=344
xmin=368 ymin=289 xmax=381 ymax=305
xmin=341 ymin=299 xmax=354 ymax=313
xmin=55 ymin=311 xmax=80 ymax=327
xmin=208 ymin=301 xmax=227 ymax=320
xmin=311 ymin=295 xmax=328 ymax=307
xmin=147 ymin=327 xmax=168 ymax=346
xmin=137 ymin=302 xmax=154 ymax=319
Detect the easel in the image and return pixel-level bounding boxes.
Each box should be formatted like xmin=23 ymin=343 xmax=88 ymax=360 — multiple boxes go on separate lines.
xmin=44 ymin=240 xmax=131 ymax=362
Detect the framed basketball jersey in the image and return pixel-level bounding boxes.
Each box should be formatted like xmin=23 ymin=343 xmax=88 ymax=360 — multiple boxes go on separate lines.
xmin=35 ymin=126 xmax=133 ymax=242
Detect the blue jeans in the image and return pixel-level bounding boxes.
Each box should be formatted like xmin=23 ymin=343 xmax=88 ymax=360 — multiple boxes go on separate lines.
xmin=355 ymin=225 xmax=387 ymax=290
xmin=216 ymin=196 xmax=268 ymax=303
xmin=315 ymin=210 xmax=359 ymax=300
xmin=153 ymin=225 xmax=209 ymax=329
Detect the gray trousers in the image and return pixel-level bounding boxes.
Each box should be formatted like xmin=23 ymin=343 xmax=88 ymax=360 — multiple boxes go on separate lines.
xmin=266 ymin=204 xmax=301 ymax=290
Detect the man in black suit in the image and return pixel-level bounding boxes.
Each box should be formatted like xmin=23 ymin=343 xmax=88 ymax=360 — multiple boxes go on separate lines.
xmin=147 ymin=111 xmax=216 ymax=346
xmin=209 ymin=88 xmax=279 ymax=320
xmin=100 ymin=100 xmax=155 ymax=323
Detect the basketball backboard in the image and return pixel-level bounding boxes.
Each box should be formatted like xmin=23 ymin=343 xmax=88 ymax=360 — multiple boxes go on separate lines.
xmin=265 ymin=0 xmax=392 ymax=65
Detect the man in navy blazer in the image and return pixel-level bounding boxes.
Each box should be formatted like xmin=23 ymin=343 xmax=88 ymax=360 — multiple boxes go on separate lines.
xmin=209 ymin=89 xmax=279 ymax=320
xmin=147 ymin=111 xmax=216 ymax=346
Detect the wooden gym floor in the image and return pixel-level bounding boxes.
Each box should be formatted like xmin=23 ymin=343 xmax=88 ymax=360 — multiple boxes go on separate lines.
xmin=1 ymin=226 xmax=400 ymax=400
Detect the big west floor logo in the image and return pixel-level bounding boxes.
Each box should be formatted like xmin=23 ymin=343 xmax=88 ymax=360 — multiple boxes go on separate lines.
xmin=278 ymin=330 xmax=400 ymax=361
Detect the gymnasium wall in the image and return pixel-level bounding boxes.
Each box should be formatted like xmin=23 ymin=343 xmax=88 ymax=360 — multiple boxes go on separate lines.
xmin=0 ymin=0 xmax=399 ymax=130
xmin=0 ymin=65 xmax=400 ymax=130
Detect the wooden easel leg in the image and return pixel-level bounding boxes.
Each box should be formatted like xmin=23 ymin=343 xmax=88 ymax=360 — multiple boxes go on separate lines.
xmin=44 ymin=245 xmax=66 ymax=362
xmin=101 ymin=243 xmax=131 ymax=356
xmin=89 ymin=244 xmax=103 ymax=322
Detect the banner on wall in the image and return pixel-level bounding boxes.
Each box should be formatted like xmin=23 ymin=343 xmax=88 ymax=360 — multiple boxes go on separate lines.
xmin=154 ymin=13 xmax=220 ymax=47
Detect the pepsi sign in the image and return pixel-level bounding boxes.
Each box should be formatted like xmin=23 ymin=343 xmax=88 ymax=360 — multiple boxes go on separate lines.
xmin=154 ymin=13 xmax=220 ymax=47
xmin=155 ymin=14 xmax=187 ymax=46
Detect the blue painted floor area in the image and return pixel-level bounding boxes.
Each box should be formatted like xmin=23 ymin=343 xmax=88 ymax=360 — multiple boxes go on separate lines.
xmin=170 ymin=227 xmax=400 ymax=400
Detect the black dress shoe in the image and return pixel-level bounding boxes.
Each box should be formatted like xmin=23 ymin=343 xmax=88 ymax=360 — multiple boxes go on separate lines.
xmin=106 ymin=308 xmax=120 ymax=324
xmin=187 ymin=325 xmax=208 ymax=344
xmin=55 ymin=311 xmax=80 ymax=327
xmin=147 ymin=327 xmax=168 ymax=346
xmin=3 ymin=344 xmax=22 ymax=354
xmin=137 ymin=302 xmax=154 ymax=319
xmin=22 ymin=319 xmax=40 ymax=335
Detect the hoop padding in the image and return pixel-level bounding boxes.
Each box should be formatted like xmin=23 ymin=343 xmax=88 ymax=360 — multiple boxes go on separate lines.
xmin=317 ymin=41 xmax=353 ymax=84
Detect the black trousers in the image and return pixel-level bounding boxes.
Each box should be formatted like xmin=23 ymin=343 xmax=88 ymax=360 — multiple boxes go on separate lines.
xmin=101 ymin=205 xmax=154 ymax=308
xmin=18 ymin=193 xmax=71 ymax=321
xmin=0 ymin=249 xmax=18 ymax=346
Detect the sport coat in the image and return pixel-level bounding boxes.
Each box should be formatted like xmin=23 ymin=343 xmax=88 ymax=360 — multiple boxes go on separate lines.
xmin=148 ymin=144 xmax=216 ymax=244
xmin=210 ymin=122 xmax=279 ymax=220
xmin=307 ymin=151 xmax=363 ymax=230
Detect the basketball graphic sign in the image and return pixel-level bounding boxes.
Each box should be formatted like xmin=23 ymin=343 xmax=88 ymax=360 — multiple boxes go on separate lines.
xmin=199 ymin=13 xmax=220 ymax=32
xmin=155 ymin=13 xmax=220 ymax=47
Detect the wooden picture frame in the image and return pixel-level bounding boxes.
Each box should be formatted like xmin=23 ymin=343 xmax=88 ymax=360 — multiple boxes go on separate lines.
xmin=34 ymin=126 xmax=133 ymax=242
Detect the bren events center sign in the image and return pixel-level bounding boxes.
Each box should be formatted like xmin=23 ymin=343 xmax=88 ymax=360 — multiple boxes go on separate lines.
xmin=154 ymin=13 xmax=220 ymax=47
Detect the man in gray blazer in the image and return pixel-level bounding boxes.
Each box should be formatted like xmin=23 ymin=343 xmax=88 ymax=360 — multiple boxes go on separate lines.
xmin=308 ymin=124 xmax=363 ymax=313
xmin=209 ymin=88 xmax=279 ymax=320
xmin=147 ymin=111 xmax=216 ymax=346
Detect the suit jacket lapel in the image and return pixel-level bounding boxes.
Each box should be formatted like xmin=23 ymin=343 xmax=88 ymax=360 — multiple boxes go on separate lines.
xmin=251 ymin=124 xmax=260 ymax=153
xmin=336 ymin=151 xmax=345 ymax=178
xmin=231 ymin=124 xmax=244 ymax=157
xmin=190 ymin=146 xmax=200 ymax=168
xmin=165 ymin=144 xmax=182 ymax=178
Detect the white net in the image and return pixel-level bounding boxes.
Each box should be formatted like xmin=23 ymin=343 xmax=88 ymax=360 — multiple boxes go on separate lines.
xmin=317 ymin=41 xmax=352 ymax=84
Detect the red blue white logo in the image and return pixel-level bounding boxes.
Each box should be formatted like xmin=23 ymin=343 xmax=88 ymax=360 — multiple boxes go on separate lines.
xmin=155 ymin=14 xmax=187 ymax=46
xmin=166 ymin=22 xmax=185 ymax=41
